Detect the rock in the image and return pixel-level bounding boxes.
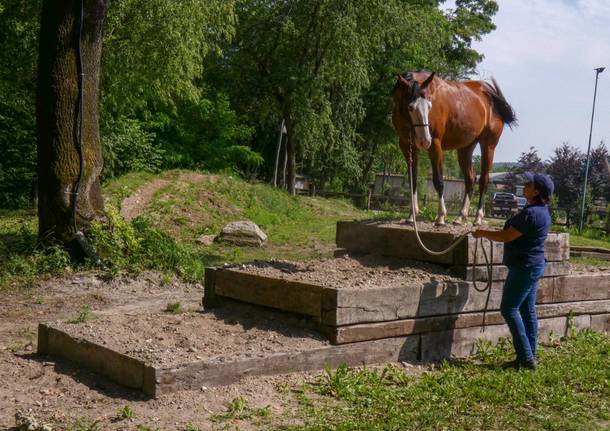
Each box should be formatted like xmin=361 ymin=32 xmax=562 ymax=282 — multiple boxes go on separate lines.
xmin=217 ymin=220 xmax=267 ymax=247
xmin=196 ymin=234 xmax=217 ymax=246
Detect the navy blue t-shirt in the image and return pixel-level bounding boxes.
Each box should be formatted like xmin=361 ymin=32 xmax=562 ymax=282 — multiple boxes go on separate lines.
xmin=503 ymin=202 xmax=551 ymax=267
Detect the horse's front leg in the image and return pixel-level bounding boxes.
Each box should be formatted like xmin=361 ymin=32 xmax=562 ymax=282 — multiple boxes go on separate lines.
xmin=430 ymin=141 xmax=447 ymax=226
xmin=406 ymin=144 xmax=419 ymax=223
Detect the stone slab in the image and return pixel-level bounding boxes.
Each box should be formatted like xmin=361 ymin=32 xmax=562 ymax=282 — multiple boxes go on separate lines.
xmin=335 ymin=221 xmax=570 ymax=265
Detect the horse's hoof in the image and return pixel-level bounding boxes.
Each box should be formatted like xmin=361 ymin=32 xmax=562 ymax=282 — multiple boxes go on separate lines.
xmin=434 ymin=221 xmax=446 ymax=227
xmin=452 ymin=219 xmax=464 ymax=226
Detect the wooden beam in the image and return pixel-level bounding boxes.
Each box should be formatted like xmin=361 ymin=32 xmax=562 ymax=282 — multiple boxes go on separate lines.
xmin=213 ymin=269 xmax=328 ymax=317
xmin=325 ymin=300 xmax=610 ymax=344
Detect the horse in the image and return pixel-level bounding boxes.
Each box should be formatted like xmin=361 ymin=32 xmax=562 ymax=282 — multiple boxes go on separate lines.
xmin=392 ymin=71 xmax=517 ymax=226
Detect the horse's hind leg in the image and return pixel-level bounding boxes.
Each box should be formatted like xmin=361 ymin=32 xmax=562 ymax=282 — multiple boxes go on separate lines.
xmin=453 ymin=144 xmax=476 ymax=225
xmin=475 ymin=134 xmax=500 ymax=225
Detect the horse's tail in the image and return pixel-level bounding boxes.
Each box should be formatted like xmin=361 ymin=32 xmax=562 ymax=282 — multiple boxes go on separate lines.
xmin=484 ymin=78 xmax=517 ymax=129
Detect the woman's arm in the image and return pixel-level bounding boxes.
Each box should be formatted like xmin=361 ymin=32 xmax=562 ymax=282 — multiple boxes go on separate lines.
xmin=472 ymin=226 xmax=523 ymax=243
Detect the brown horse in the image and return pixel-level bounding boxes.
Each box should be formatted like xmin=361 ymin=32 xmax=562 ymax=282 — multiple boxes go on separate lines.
xmin=392 ymin=71 xmax=517 ymax=226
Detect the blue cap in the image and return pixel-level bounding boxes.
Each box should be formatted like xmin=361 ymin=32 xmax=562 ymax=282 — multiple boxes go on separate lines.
xmin=522 ymin=172 xmax=554 ymax=200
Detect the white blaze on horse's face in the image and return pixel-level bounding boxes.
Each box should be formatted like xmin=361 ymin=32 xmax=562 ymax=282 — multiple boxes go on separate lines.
xmin=408 ymin=97 xmax=432 ymax=150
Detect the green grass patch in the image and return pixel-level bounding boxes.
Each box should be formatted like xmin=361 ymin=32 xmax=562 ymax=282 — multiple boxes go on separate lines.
xmin=280 ymin=330 xmax=610 ymax=431
xmin=165 ymin=302 xmax=182 ymax=314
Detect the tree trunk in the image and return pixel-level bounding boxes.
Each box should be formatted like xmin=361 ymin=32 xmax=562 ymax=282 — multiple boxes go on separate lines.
xmin=36 ymin=0 xmax=107 ymax=243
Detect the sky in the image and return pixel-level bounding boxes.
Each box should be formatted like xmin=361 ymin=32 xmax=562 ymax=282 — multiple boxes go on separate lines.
xmin=444 ymin=0 xmax=610 ymax=163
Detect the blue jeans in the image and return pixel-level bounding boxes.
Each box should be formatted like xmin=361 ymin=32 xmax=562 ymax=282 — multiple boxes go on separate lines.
xmin=500 ymin=263 xmax=546 ymax=362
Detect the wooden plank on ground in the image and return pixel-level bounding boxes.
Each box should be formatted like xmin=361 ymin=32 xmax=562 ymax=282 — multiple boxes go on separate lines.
xmin=420 ymin=314 xmax=591 ymax=361
xmin=326 ymin=300 xmax=610 ymax=344
xmin=544 ymin=273 xmax=610 ymax=303
xmin=37 ymin=323 xmax=155 ymax=395
xmin=591 ymin=313 xmax=610 ymax=332
xmin=213 ymin=269 xmax=326 ymax=317
xmin=452 ymin=261 xmax=571 ymax=281
xmin=154 ymin=336 xmax=420 ymax=395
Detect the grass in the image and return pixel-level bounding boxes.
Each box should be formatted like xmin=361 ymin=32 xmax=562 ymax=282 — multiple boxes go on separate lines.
xmin=1 ymin=170 xmax=608 ymax=289
xmin=165 ymin=301 xmax=182 ymax=314
xmin=0 ymin=170 xmax=370 ymax=289
xmin=276 ymin=329 xmax=610 ymax=431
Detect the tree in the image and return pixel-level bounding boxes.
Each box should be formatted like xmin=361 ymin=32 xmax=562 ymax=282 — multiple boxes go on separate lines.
xmin=588 ymin=141 xmax=610 ymax=203
xmin=513 ymin=146 xmax=545 ymax=174
xmin=36 ymin=0 xmax=108 ymax=243
xmin=546 ymin=143 xmax=584 ymax=225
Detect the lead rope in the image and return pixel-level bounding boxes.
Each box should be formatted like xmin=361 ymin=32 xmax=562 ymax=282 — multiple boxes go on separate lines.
xmin=406 ymin=145 xmax=494 ymax=331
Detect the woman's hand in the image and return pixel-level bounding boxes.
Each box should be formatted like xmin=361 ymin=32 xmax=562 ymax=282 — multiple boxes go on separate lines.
xmin=472 ymin=229 xmax=486 ymax=239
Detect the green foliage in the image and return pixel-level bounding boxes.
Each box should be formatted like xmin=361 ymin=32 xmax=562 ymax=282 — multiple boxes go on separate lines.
xmin=165 ymin=302 xmax=182 ymax=314
xmin=0 ymin=0 xmax=40 ymax=209
xmin=117 ymin=405 xmax=136 ymax=420
xmin=102 ymin=0 xmax=237 ymax=116
xmin=68 ymin=304 xmax=92 ymax=324
xmin=159 ymin=92 xmax=259 ymax=173
xmin=88 ymin=204 xmax=208 ymax=282
xmin=287 ymin=330 xmax=610 ymax=430
xmin=0 ymin=210 xmax=72 ymax=288
xmin=210 ymin=397 xmax=270 ymax=422
xmin=101 ymin=117 xmax=164 ymax=179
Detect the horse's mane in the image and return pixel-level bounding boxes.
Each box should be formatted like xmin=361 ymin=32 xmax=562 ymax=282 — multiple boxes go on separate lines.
xmin=483 ymin=78 xmax=518 ymax=129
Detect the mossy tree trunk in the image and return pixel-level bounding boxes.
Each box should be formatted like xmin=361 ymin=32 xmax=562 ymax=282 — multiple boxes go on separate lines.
xmin=36 ymin=0 xmax=108 ymax=243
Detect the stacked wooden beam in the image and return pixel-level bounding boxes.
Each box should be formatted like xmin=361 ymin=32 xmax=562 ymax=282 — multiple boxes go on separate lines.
xmin=204 ymin=220 xmax=610 ymax=360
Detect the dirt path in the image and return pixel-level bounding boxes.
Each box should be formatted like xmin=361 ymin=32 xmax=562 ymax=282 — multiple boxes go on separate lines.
xmin=120 ymin=179 xmax=170 ymax=221
xmin=120 ymin=173 xmax=219 ymax=221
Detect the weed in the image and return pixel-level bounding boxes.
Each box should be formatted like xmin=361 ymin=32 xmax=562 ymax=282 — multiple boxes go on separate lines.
xmin=66 ymin=419 xmax=102 ymax=431
xmin=165 ymin=302 xmax=182 ymax=314
xmin=68 ymin=305 xmax=92 ymax=324
xmin=117 ymin=405 xmax=135 ymax=420
xmin=184 ymin=424 xmax=202 ymax=431
xmin=286 ymin=331 xmax=610 ymax=431
xmin=210 ymin=397 xmax=270 ymax=422
xmin=135 ymin=425 xmax=158 ymax=431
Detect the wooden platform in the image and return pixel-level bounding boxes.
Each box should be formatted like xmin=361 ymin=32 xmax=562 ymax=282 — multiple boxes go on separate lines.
xmin=204 ymin=267 xmax=610 ymax=343
xmin=336 ymin=220 xmax=570 ymax=265
xmin=38 ymin=311 xmax=608 ymax=397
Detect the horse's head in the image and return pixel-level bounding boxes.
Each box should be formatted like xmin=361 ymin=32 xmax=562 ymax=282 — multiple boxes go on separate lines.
xmin=395 ymin=72 xmax=435 ymax=150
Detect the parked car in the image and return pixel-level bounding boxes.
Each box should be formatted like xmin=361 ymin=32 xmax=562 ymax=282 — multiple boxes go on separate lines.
xmin=490 ymin=192 xmax=518 ymax=218
xmin=516 ymin=196 xmax=527 ymax=210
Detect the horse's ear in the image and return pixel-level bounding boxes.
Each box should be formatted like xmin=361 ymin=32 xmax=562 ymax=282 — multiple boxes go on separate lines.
xmin=398 ymin=74 xmax=410 ymax=86
xmin=421 ymin=72 xmax=435 ymax=89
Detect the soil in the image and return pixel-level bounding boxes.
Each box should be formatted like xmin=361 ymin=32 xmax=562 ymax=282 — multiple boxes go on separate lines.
xmin=51 ymin=301 xmax=327 ymax=368
xmin=231 ymin=254 xmax=459 ymax=289
xmin=0 ymin=272 xmax=347 ymax=430
xmin=363 ymin=219 xmax=475 ymax=236
xmin=120 ymin=179 xmax=170 ymax=221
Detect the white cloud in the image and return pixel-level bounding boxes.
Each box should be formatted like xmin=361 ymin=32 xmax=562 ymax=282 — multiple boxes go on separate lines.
xmin=447 ymin=0 xmax=610 ymax=162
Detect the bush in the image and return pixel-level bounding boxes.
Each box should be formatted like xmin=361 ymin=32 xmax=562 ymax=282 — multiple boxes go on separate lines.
xmin=101 ymin=117 xmax=164 ymax=179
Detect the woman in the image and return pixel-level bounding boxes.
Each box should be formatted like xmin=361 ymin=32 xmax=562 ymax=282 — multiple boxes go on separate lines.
xmin=473 ymin=172 xmax=554 ymax=370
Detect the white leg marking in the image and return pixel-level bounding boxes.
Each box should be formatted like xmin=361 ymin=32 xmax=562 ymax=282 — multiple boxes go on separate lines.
xmin=407 ymin=190 xmax=418 ymax=223
xmin=453 ymin=194 xmax=471 ymax=225
xmin=435 ymin=195 xmax=447 ymax=226
xmin=474 ymin=207 xmax=485 ymax=226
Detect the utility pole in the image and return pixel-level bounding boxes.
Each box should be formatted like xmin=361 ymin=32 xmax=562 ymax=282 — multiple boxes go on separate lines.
xmin=579 ymin=67 xmax=605 ymax=232
xmin=272 ymin=119 xmax=286 ymax=187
